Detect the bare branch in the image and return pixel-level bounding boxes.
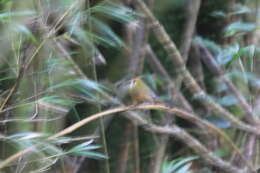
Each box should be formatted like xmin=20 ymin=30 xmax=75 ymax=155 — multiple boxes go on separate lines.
xmin=0 ymin=104 xmax=254 ymax=172
xmin=197 ymin=41 xmax=259 ymax=125
xmin=135 ymin=0 xmax=260 ymax=135
xmin=180 ymin=0 xmax=201 ymax=62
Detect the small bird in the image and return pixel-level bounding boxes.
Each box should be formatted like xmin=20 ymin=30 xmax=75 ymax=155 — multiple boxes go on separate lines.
xmin=117 ymin=77 xmax=158 ymax=104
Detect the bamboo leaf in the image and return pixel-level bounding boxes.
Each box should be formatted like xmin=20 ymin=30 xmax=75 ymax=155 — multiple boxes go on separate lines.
xmin=90 ymin=16 xmax=124 ymax=47
xmin=11 ymin=23 xmax=37 ymax=43
xmin=39 ymin=95 xmax=79 ymax=107
xmin=210 ymin=11 xmax=226 ymax=18
xmin=229 ymin=4 xmax=251 ymax=16
xmin=175 ymin=163 xmax=192 ymax=173
xmin=161 ymin=156 xmax=198 ymax=173
xmin=91 ymin=3 xmax=138 ymax=23
xmin=0 ymin=10 xmax=36 ymax=20
xmin=204 ymin=116 xmax=231 ymax=128
xmin=194 ymin=37 xmax=222 ymax=55
xmin=225 ymin=21 xmax=256 ymax=37
xmin=68 ymin=140 xmax=107 ymax=159
xmin=72 ymin=151 xmax=108 ymax=159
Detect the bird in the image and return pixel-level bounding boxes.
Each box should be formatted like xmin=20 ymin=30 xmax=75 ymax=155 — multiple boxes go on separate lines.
xmin=117 ymin=77 xmax=159 ymax=105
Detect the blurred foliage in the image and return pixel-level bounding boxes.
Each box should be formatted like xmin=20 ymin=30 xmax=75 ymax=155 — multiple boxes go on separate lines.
xmin=0 ymin=0 xmax=259 ymax=172
xmin=161 ymin=156 xmax=198 ymax=173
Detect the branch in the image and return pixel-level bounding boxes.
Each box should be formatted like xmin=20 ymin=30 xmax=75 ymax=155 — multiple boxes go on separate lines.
xmin=145 ymin=44 xmax=193 ymax=112
xmin=116 ymin=122 xmax=132 ymax=173
xmin=197 ymin=41 xmax=259 ymax=125
xmin=0 ymin=104 xmax=254 ymax=172
xmin=180 ymin=0 xmax=201 ymax=62
xmin=144 ymin=124 xmax=245 ymax=173
xmin=145 ymin=42 xmax=194 ymax=173
xmin=145 ymin=45 xmax=171 ymax=81
xmin=135 ymin=0 xmax=260 ymax=135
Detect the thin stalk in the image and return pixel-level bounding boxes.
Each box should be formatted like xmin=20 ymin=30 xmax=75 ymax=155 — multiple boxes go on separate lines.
xmin=86 ymin=1 xmax=110 ymax=173
xmin=116 ymin=122 xmax=132 ymax=173
xmin=180 ymin=0 xmax=201 ymax=62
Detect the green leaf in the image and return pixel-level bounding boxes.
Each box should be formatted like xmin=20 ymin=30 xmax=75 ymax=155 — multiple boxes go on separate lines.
xmin=77 ymin=79 xmax=109 ymax=95
xmin=46 ymin=78 xmax=109 ymax=103
xmin=68 ymin=140 xmax=96 ymax=152
xmin=216 ymin=44 xmax=239 ymax=66
xmin=226 ymin=71 xmax=260 ymax=88
xmin=0 ymin=75 xmax=16 ymax=82
xmin=212 ymin=149 xmax=229 ymax=157
xmin=69 ymin=144 xmax=101 ymax=153
xmin=194 ymin=37 xmax=222 ymax=56
xmin=225 ymin=21 xmax=256 ymax=37
xmin=11 ymin=23 xmax=37 ymax=43
xmin=161 ymin=156 xmax=198 ymax=173
xmin=226 ymin=45 xmax=256 ymax=67
xmin=85 ymin=30 xmax=121 ymax=47
xmin=90 ymin=16 xmax=124 ymax=47
xmin=169 ymin=157 xmax=198 ymax=172
xmin=6 ymin=132 xmax=44 ymax=140
xmin=210 ymin=11 xmax=226 ymax=18
xmin=218 ymin=95 xmax=238 ymax=106
xmin=175 ymin=163 xmax=192 ymax=173
xmin=229 ymin=4 xmax=251 ymax=16
xmin=91 ymin=3 xmax=138 ymax=23
xmin=68 ymin=12 xmax=82 ymax=35
xmin=68 ymin=140 xmax=107 ymax=159
xmin=40 ymin=95 xmax=79 ymax=107
xmin=47 ymin=79 xmax=81 ymax=90
xmin=72 ymin=151 xmax=108 ymax=159
xmin=204 ymin=116 xmax=231 ymax=128
xmin=0 ymin=10 xmax=36 ymax=20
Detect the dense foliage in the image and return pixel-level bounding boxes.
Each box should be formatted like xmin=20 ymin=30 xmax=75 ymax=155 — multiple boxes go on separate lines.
xmin=0 ymin=0 xmax=259 ymax=173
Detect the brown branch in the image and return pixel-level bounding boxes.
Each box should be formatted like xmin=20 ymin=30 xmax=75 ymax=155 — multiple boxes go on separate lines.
xmin=145 ymin=43 xmax=194 ymax=173
xmin=145 ymin=45 xmax=171 ymax=81
xmin=148 ymin=135 xmax=168 ymax=173
xmin=145 ymin=124 xmax=245 ymax=173
xmin=180 ymin=0 xmax=201 ymax=62
xmin=173 ymin=0 xmax=201 ymax=95
xmin=243 ymin=135 xmax=256 ymax=167
xmin=132 ymin=123 xmax=140 ymax=173
xmin=197 ymin=42 xmax=259 ymax=125
xmin=135 ymin=0 xmax=260 ymax=135
xmin=200 ymin=45 xmax=256 ymax=168
xmin=123 ymin=1 xmax=151 ymax=171
xmin=0 ymin=104 xmax=254 ymax=172
xmin=18 ymin=28 xmax=254 ymax=171
xmin=145 ymin=44 xmax=193 ymax=112
xmin=187 ymin=43 xmax=206 ymax=90
xmin=116 ymin=122 xmax=132 ymax=173
xmin=125 ymin=21 xmax=146 ymax=76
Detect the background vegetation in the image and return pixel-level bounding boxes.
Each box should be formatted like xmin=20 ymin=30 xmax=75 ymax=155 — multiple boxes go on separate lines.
xmin=0 ymin=0 xmax=259 ymax=173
